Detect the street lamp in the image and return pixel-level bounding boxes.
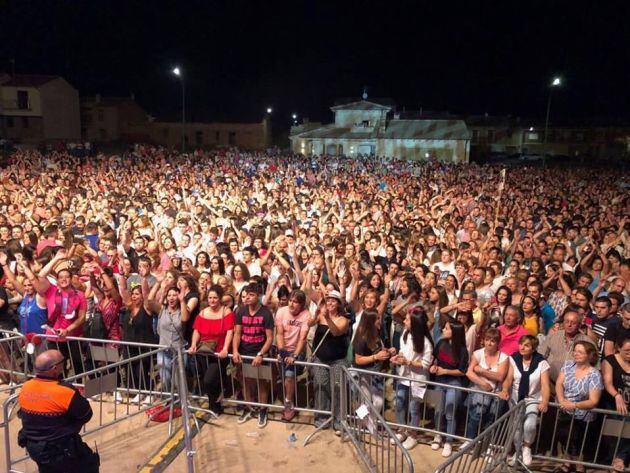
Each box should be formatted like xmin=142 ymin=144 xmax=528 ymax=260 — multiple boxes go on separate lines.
xmin=266 ymin=107 xmax=273 ymax=114
xmin=292 ymin=113 xmax=297 ymax=120
xmin=543 ymin=76 xmax=562 ymax=167
xmin=172 ymin=66 xmax=185 ymax=152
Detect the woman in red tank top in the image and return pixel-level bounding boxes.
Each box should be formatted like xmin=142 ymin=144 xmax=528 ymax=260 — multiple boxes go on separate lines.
xmin=189 ymin=285 xmax=234 ymax=413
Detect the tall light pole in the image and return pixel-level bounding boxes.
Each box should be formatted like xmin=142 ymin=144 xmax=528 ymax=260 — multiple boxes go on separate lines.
xmin=172 ymin=67 xmax=186 ymax=152
xmin=543 ymin=76 xmax=562 ymax=167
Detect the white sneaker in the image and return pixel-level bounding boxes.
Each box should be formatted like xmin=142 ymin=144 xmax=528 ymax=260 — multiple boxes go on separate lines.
xmin=522 ymin=446 xmax=532 ymax=466
xmin=130 ymin=394 xmax=142 ymax=404
xmin=459 ymin=440 xmax=471 ymax=451
xmin=390 ymin=433 xmax=406 ymax=445
xmin=114 ymin=392 xmax=124 ymax=403
xmin=431 ymin=434 xmax=442 ymax=450
xmin=441 ymin=442 xmax=453 ymax=457
xmin=402 ymin=436 xmax=418 ymax=451
xmin=141 ymin=396 xmax=152 ymax=406
xmin=507 ymin=453 xmax=517 ymax=466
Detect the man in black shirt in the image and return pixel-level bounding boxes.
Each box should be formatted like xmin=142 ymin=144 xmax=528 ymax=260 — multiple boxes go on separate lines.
xmin=592 ymin=296 xmax=616 ymax=357
xmin=232 ymin=284 xmax=274 ymax=428
xmin=604 ymin=303 xmax=630 ymax=357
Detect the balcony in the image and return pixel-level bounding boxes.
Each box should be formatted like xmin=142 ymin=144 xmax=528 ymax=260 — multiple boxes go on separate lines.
xmin=0 ymin=99 xmax=31 ymax=111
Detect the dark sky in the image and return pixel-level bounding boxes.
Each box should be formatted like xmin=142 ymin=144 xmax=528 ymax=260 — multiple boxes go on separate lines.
xmin=1 ymin=1 xmax=629 ymax=131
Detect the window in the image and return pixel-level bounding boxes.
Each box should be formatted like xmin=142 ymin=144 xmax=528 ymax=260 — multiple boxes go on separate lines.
xmin=22 ymin=117 xmax=28 ymax=128
xmin=527 ymin=132 xmax=539 ymax=141
xmin=575 ymin=132 xmax=584 ymax=142
xmin=361 ymin=120 xmax=370 ymax=127
xmin=487 ymin=130 xmax=495 ymax=143
xmin=17 ymin=90 xmax=29 ymax=110
xmin=6 ymin=116 xmax=14 ymax=128
xmin=472 ymin=130 xmax=479 ymax=142
xmin=195 ymin=131 xmax=203 ymax=146
xmin=228 ymin=131 xmax=236 ymax=145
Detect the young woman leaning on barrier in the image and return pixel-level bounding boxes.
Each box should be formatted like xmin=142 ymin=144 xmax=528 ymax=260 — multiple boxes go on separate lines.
xmin=188 ymin=284 xmax=234 ymax=415
xmin=429 ymin=319 xmax=469 ymax=458
xmin=463 ymin=328 xmax=508 ymax=446
xmin=352 ymin=309 xmax=395 ymax=433
xmin=602 ymin=335 xmax=630 ymax=472
xmin=390 ymin=307 xmax=434 ymax=451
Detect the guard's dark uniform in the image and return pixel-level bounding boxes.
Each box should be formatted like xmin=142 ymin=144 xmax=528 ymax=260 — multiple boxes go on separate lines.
xmin=18 ymin=376 xmax=100 ymax=472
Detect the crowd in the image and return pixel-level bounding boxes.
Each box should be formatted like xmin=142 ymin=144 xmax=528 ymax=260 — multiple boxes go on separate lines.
xmin=0 ymin=146 xmax=629 ymax=470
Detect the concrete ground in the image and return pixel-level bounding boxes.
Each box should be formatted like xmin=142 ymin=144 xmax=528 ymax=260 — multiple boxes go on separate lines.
xmin=163 ymin=410 xmax=449 ymax=473
xmin=0 ymin=391 xmax=178 ymax=472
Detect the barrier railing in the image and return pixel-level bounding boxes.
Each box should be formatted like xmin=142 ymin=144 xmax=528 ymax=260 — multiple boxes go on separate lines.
xmin=1 ymin=335 xmax=185 ymax=473
xmin=0 ymin=332 xmax=29 ymax=391
xmin=340 ymin=366 xmax=414 ymax=473
xmin=185 ymin=351 xmax=333 ymax=446
xmin=347 ymin=367 xmax=504 ymax=443
xmin=434 ymin=400 xmax=526 ymax=473
xmin=530 ymin=400 xmax=630 ymax=472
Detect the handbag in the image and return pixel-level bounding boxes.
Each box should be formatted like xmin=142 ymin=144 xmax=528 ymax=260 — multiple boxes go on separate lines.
xmin=84 ymin=307 xmax=107 ymax=340
xmin=196 ymin=307 xmax=226 ymax=353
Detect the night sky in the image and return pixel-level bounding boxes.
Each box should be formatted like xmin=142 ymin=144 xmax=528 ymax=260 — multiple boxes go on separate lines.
xmin=1 ymin=1 xmax=629 ymax=132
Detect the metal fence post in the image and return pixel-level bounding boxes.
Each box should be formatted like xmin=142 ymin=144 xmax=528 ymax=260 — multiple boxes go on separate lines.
xmin=176 ymin=347 xmax=195 ymax=473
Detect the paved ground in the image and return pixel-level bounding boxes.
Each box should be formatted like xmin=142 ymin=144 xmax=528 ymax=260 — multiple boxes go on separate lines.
xmin=0 ymin=391 xmax=177 ymax=472
xmin=162 ymin=409 xmax=450 ymax=473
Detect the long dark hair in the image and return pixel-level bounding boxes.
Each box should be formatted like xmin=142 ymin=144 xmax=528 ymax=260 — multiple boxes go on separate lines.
xmin=355 ymin=309 xmax=380 ymax=350
xmin=445 ymin=320 xmax=467 ymax=365
xmin=404 ymin=307 xmax=433 ymax=355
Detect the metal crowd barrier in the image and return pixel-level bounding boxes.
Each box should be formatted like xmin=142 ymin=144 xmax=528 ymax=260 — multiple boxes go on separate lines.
xmin=185 ymin=351 xmax=334 ymax=446
xmin=434 ymin=400 xmax=526 ymax=473
xmin=0 ymin=332 xmax=29 ymax=392
xmin=340 ymin=366 xmax=414 ymax=473
xmin=0 ymin=334 xmax=185 ymax=473
xmin=529 ymin=400 xmax=630 ymax=472
xmin=347 ymin=367 xmax=504 ymax=443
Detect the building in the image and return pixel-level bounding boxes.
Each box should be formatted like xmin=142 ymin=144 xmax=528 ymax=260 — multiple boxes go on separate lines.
xmin=289 ymin=99 xmax=471 ymax=162
xmin=141 ymin=119 xmax=271 ymax=150
xmin=0 ymin=73 xmax=80 ymax=143
xmin=81 ymin=94 xmax=149 ymax=143
xmin=467 ymin=114 xmax=630 ymax=162
xmin=81 ymin=94 xmax=271 ymax=150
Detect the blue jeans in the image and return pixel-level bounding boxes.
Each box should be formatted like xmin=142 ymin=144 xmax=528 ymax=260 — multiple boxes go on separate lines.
xmin=157 ymin=351 xmax=174 ymax=392
xmin=395 ymin=382 xmax=421 ymax=427
xmin=435 ymin=378 xmax=464 ymax=443
xmin=465 ymin=393 xmax=500 ymax=438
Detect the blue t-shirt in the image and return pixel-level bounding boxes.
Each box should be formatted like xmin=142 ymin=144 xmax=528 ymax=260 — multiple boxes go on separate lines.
xmin=19 ymin=295 xmax=48 ymax=335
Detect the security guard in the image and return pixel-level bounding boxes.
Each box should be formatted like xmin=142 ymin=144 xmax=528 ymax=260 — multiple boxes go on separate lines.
xmin=18 ymin=349 xmax=100 ymax=472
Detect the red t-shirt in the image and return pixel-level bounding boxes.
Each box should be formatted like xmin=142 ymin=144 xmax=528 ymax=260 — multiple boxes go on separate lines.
xmin=193 ymin=311 xmax=235 ymax=352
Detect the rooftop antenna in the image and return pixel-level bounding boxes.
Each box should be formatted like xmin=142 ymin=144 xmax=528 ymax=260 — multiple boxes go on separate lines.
xmin=362 ymin=86 xmax=368 ymax=100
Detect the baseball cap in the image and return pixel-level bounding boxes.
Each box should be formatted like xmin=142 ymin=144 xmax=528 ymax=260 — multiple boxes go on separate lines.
xmin=285 ymin=229 xmax=294 ymax=237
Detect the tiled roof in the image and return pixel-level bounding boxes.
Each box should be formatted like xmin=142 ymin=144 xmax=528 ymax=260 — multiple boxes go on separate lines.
xmin=0 ymin=74 xmax=59 ymax=87
xmin=291 ymin=119 xmax=471 ymax=140
xmin=330 ymin=100 xmax=392 ymax=111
